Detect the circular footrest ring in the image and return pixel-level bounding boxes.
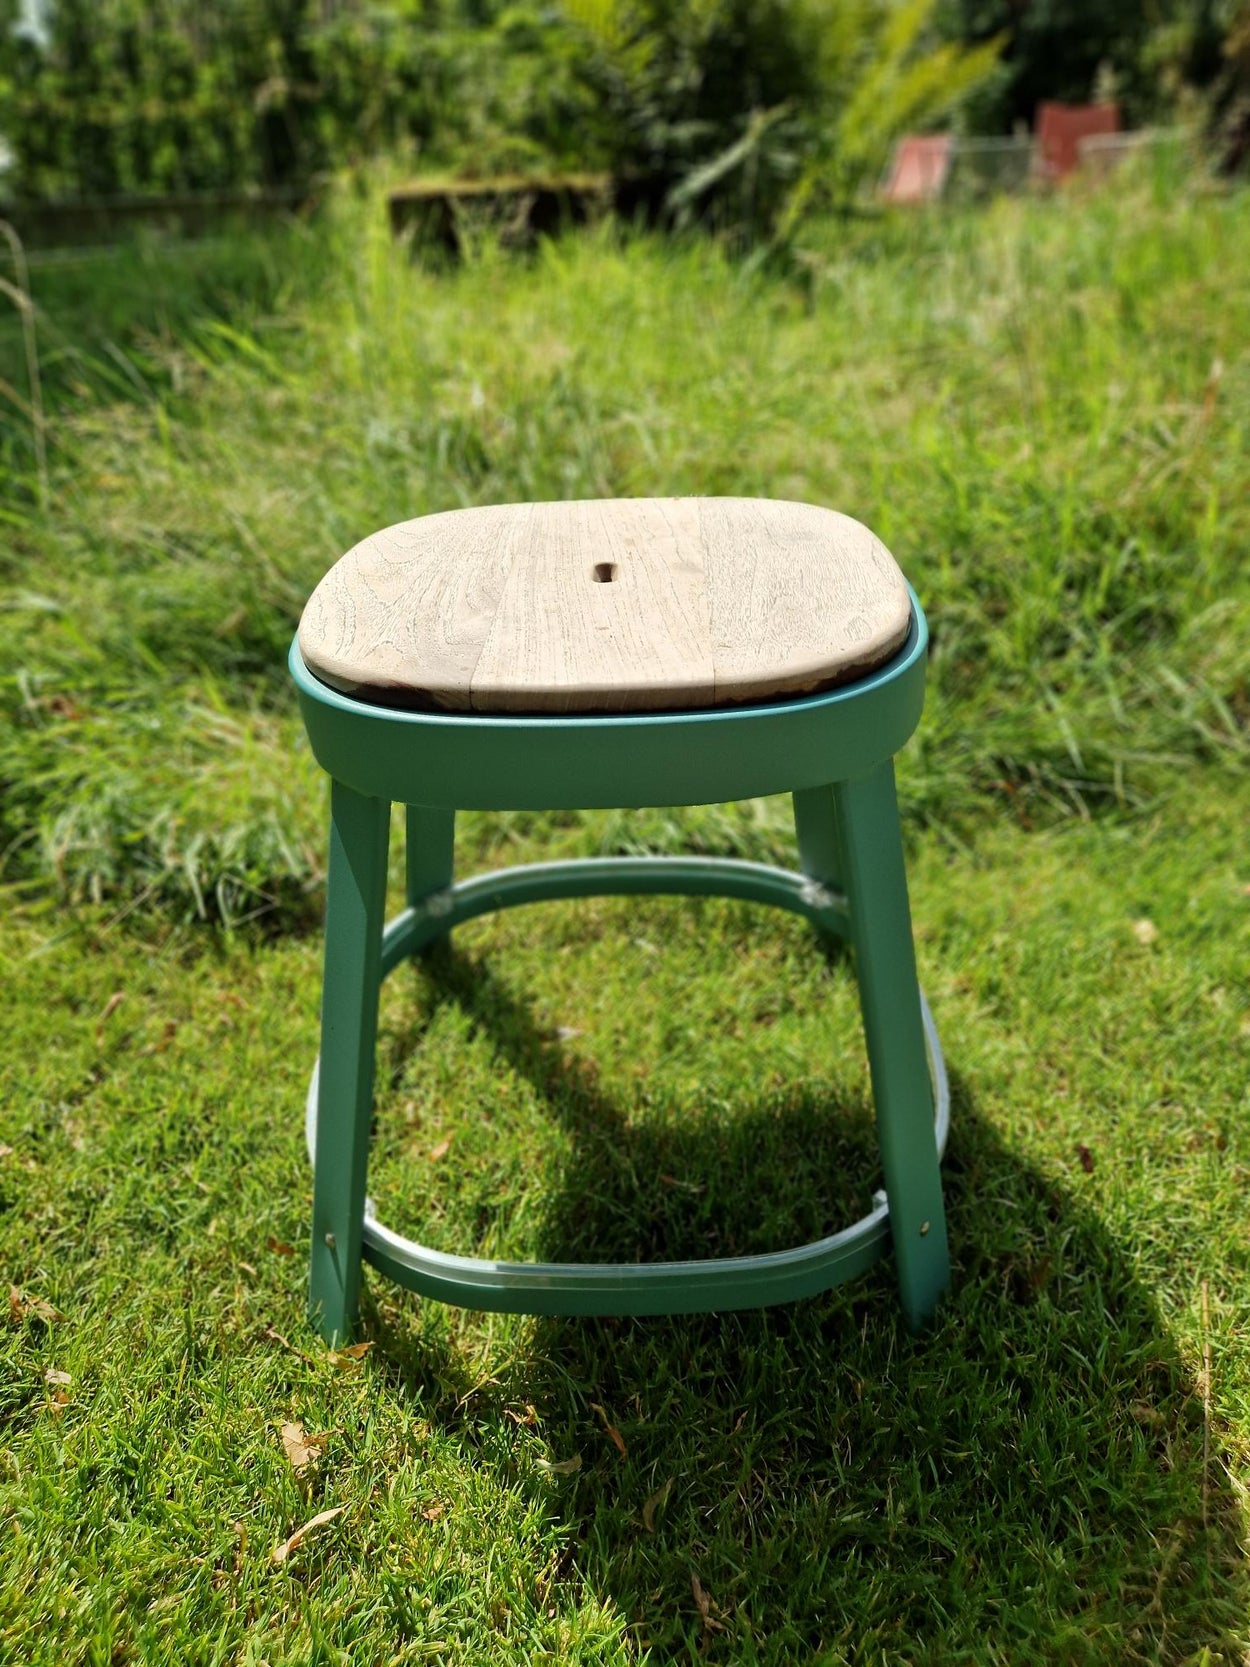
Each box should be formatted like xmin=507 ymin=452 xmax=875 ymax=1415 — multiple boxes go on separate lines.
xmin=305 ymin=856 xmax=949 ymax=1316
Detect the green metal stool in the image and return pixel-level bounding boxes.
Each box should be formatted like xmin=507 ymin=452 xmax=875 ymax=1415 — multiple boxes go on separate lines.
xmin=292 ymin=497 xmax=950 ymax=1344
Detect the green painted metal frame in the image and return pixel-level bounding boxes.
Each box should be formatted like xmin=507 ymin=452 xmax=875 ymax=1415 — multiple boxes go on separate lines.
xmin=292 ymin=590 xmax=952 ymax=1340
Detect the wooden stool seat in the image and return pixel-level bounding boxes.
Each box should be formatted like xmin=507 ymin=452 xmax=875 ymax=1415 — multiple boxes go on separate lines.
xmin=298 ymin=497 xmax=912 ymax=714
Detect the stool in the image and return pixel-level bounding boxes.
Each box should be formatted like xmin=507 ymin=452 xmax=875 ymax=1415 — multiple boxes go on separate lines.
xmin=291 ymin=497 xmax=951 ymax=1344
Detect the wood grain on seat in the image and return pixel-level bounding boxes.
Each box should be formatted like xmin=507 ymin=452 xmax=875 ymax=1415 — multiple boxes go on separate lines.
xmin=297 ymin=498 xmax=912 ymax=714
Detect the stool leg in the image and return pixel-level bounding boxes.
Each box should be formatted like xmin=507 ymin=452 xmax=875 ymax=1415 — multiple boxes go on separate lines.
xmin=309 ymin=780 xmax=390 ymax=1345
xmin=406 ymin=804 xmax=455 ymax=947
xmin=792 ymin=784 xmax=843 ymax=895
xmin=833 ymin=761 xmax=949 ymax=1329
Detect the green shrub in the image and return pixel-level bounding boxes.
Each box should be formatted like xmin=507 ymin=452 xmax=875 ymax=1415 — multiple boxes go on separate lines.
xmin=0 ymin=0 xmax=495 ymax=199
xmin=558 ymin=0 xmax=1000 ymax=236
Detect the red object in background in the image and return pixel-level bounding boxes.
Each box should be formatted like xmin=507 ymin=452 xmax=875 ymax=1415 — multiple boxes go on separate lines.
xmin=881 ymin=135 xmax=953 ymax=204
xmin=1036 ymin=102 xmax=1120 ymax=180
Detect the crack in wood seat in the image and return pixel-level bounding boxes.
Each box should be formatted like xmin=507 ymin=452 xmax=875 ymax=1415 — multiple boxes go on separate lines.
xmin=298 ymin=497 xmax=912 ymax=715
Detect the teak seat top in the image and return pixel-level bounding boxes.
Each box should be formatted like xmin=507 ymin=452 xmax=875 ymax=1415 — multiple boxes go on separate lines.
xmin=298 ymin=497 xmax=912 ymax=715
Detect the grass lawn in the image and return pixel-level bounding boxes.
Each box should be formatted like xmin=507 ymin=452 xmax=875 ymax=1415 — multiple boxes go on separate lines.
xmin=1 ymin=165 xmax=1248 ymax=1662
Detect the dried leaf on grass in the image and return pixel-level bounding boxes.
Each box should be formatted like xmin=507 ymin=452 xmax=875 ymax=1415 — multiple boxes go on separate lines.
xmin=504 ymin=1403 xmax=539 ymax=1427
xmin=45 ymin=1366 xmax=71 ymax=1409
xmin=1131 ymin=1400 xmax=1165 ymax=1428
xmin=691 ymin=1573 xmax=727 ymax=1634
xmin=535 ymin=1453 xmax=582 ymax=1475
xmin=1076 ymin=1144 xmax=1095 ymax=1174
xmin=454 ymin=1372 xmax=500 ymax=1411
xmin=328 ymin=1341 xmax=373 ymax=1368
xmin=9 ymin=1285 xmax=64 ymax=1324
xmin=421 ymin=1502 xmax=446 ymax=1522
xmin=642 ymin=1478 xmax=672 ymax=1533
xmin=428 ymin=1137 xmax=452 ymax=1161
xmin=280 ymin=1420 xmax=329 ymax=1477
xmin=266 ymin=1236 xmax=295 ymax=1256
xmin=261 ymin=1324 xmax=319 ymax=1368
xmin=272 ymin=1505 xmax=346 ymax=1563
xmin=95 ymin=992 xmax=125 ymax=1046
xmin=138 ymin=1020 xmax=178 ymax=1057
xmin=590 ymin=1401 xmax=626 ymax=1457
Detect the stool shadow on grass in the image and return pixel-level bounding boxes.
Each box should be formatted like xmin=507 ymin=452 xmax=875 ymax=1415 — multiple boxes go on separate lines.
xmin=362 ymin=940 xmax=1246 ymax=1661
xmin=373 ymin=930 xmax=880 ymax=1266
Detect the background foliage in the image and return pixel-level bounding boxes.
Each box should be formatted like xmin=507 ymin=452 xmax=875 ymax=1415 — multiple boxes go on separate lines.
xmin=0 ymin=0 xmax=619 ymax=197
xmin=0 ymin=0 xmax=995 ymax=226
xmin=2 ymin=0 xmax=1247 ymax=225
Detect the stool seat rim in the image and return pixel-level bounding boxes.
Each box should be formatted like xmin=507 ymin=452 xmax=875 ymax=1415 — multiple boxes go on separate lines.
xmin=289 ymin=592 xmax=928 ymax=811
xmin=289 ymin=589 xmax=928 ymax=734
